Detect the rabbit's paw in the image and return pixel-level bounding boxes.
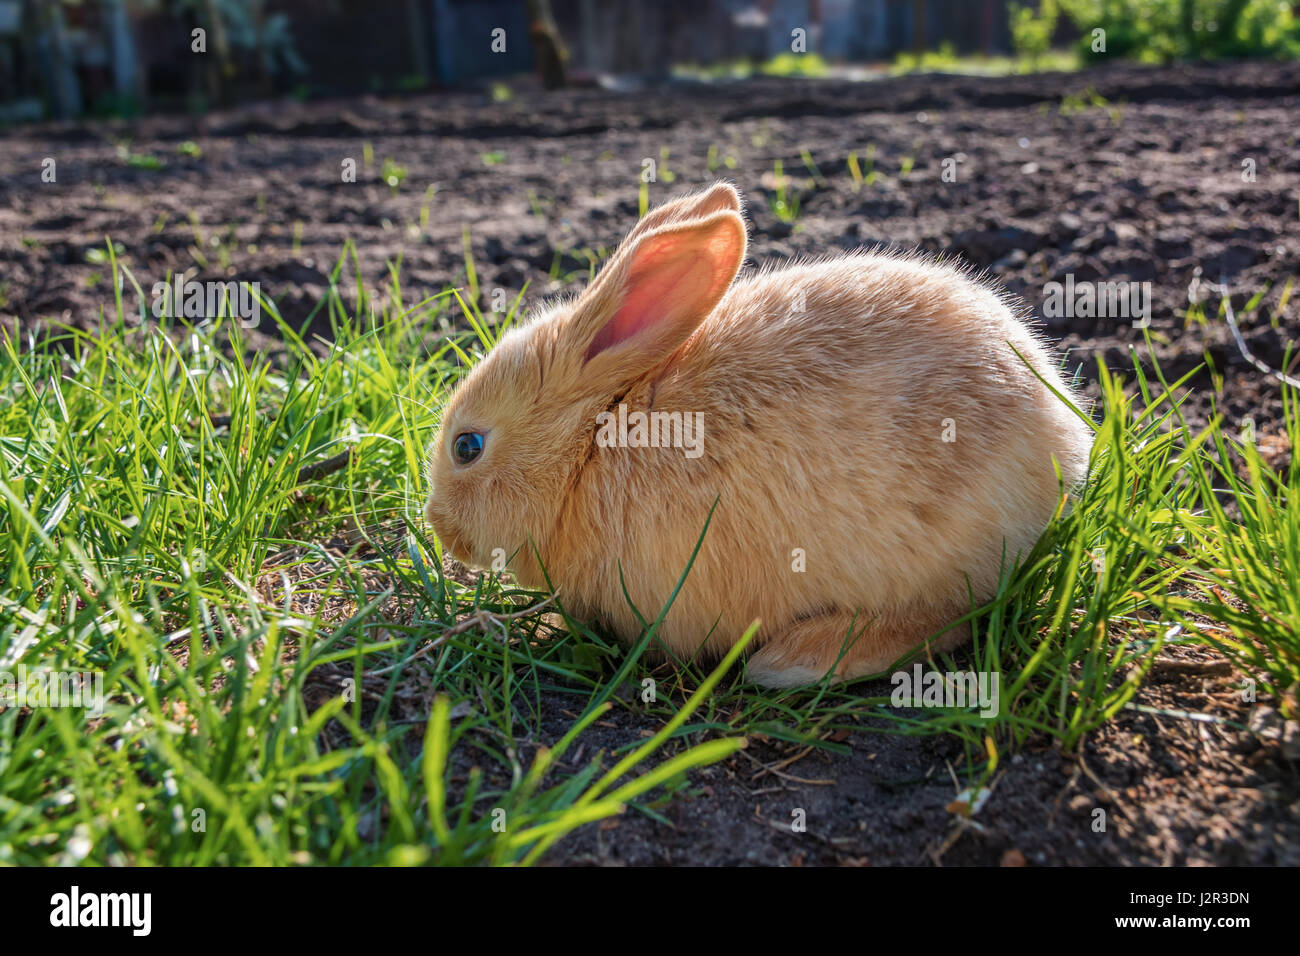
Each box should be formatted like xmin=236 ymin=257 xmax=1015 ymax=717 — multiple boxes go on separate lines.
xmin=745 ymin=607 xmax=966 ymax=689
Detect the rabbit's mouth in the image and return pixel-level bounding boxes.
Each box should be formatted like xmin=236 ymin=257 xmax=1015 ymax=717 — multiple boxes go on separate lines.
xmin=436 ymin=528 xmax=473 ymax=566
xmin=447 ymin=536 xmax=473 ymax=564
xmin=424 ymin=497 xmax=467 ymax=561
xmin=428 ymin=520 xmax=480 ymax=569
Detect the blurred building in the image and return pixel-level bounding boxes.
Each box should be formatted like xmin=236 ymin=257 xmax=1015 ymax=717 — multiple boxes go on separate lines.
xmin=1 ymin=0 xmax=1015 ymax=121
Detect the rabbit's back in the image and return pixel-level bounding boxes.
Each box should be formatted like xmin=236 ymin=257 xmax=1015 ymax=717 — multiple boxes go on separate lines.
xmin=598 ymin=251 xmax=1092 ymax=660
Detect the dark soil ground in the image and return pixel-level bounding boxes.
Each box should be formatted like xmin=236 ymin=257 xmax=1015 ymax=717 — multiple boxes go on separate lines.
xmin=545 ymin=644 xmax=1300 ymax=866
xmin=3 ymin=61 xmax=1299 ymax=865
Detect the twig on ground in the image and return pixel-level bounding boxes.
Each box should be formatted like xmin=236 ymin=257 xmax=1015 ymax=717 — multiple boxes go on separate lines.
xmin=740 ymin=748 xmax=835 ymax=786
xmin=749 ymin=743 xmax=817 ymax=782
xmin=296 ymin=449 xmax=354 ymax=484
xmin=369 ymin=594 xmax=559 ymax=677
xmin=1200 ymin=277 xmax=1300 ymax=389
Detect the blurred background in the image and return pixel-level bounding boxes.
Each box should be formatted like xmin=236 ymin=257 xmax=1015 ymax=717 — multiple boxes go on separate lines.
xmin=4 ymin=0 xmax=1299 ymax=122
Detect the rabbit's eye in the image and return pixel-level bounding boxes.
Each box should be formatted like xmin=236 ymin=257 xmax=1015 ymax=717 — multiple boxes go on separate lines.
xmin=452 ymin=431 xmax=485 ymax=465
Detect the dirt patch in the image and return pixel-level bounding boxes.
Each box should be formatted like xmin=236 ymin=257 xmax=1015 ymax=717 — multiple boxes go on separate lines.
xmin=543 ymin=643 xmax=1300 ymax=866
xmin=292 ymin=623 xmax=1300 ymax=866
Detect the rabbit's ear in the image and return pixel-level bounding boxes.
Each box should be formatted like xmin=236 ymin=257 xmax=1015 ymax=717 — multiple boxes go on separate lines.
xmin=571 ymin=210 xmax=746 ymax=371
xmin=620 ymin=182 xmax=743 ymax=248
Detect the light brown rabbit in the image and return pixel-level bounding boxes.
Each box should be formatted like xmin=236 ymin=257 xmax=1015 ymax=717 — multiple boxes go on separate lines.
xmin=425 ymin=183 xmax=1093 ymax=687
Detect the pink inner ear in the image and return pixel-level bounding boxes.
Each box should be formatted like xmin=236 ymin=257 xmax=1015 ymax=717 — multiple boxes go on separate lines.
xmin=584 ymin=239 xmax=724 ymax=362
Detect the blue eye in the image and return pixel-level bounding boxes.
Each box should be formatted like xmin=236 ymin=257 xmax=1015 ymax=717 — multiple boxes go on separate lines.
xmin=452 ymin=431 xmax=485 ymax=465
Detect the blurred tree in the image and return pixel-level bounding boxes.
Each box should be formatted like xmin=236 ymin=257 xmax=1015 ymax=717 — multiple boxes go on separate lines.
xmin=104 ymin=0 xmax=140 ymax=106
xmin=1180 ymin=0 xmax=1199 ymax=55
xmin=1009 ymin=0 xmax=1059 ymax=67
xmin=1057 ymin=0 xmax=1299 ymax=62
xmin=199 ymin=0 xmax=235 ymax=105
xmin=170 ymin=0 xmax=305 ymax=105
xmin=1213 ymin=0 xmax=1254 ymax=52
xmin=32 ymin=0 xmax=81 ymax=118
xmin=406 ymin=0 xmax=429 ymax=84
xmin=525 ymin=0 xmax=567 ymax=89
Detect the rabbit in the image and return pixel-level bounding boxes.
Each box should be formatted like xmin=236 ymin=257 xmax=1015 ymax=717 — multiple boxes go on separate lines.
xmin=424 ymin=182 xmax=1093 ymax=688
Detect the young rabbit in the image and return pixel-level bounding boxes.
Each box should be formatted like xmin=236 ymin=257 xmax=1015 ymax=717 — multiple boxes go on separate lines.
xmin=425 ymin=183 xmax=1093 ymax=688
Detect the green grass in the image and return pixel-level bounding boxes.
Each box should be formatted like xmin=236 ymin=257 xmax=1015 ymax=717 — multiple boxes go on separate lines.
xmin=891 ymin=45 xmax=1082 ymax=76
xmin=1162 ymin=382 xmax=1300 ymax=701
xmin=115 ymin=144 xmax=165 ymax=171
xmin=381 ymin=158 xmax=408 ymax=192
xmin=847 ymin=144 xmax=879 ymax=192
xmin=1 ymin=243 xmax=1296 ymax=865
xmin=1058 ymin=86 xmax=1126 ymax=125
xmin=672 ymin=52 xmax=831 ymax=82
